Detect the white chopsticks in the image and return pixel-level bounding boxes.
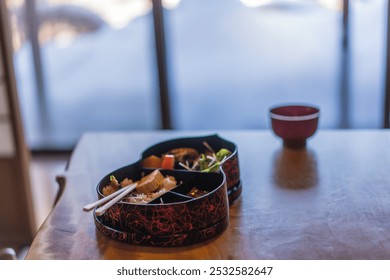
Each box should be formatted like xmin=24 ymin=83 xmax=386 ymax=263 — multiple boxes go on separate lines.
xmin=83 ymin=182 xmax=137 ymax=216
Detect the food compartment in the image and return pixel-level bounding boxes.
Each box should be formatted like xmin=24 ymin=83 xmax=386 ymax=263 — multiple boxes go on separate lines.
xmin=96 ymin=163 xmax=229 ymax=246
xmin=141 ymin=134 xmax=241 ymax=203
xmin=97 ymin=164 xmax=196 ymax=203
xmin=148 ymin=191 xmax=192 ymax=204
xmin=171 ymin=171 xmax=224 ymax=199
xmin=141 ymin=134 xmax=236 ymax=172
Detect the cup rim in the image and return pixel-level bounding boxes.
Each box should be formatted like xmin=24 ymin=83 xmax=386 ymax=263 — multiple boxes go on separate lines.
xmin=270 ymin=105 xmax=319 ymax=121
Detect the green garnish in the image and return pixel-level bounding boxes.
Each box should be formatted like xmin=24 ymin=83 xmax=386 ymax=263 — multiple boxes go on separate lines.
xmin=200 ymin=148 xmax=232 ymax=173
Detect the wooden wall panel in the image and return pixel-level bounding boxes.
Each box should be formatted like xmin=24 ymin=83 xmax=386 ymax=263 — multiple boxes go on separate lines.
xmin=0 ymin=1 xmax=36 ymax=246
xmin=0 ymin=159 xmax=34 ymax=244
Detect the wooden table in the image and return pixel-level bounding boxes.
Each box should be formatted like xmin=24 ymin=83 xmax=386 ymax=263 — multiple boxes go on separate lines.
xmin=26 ymin=130 xmax=390 ymax=259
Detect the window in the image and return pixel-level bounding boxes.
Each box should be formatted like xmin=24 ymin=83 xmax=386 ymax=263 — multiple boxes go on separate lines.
xmin=165 ymin=0 xmax=387 ymax=129
xmin=8 ymin=0 xmax=159 ymax=150
xmin=5 ymin=0 xmax=389 ymax=150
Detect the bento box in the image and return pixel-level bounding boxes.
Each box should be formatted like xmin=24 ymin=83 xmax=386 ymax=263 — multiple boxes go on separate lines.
xmin=93 ymin=134 xmax=241 ymax=247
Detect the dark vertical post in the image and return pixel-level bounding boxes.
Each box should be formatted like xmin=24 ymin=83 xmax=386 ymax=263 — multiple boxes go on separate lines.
xmin=339 ymin=0 xmax=350 ymax=128
xmin=25 ymin=0 xmax=45 ymax=104
xmin=25 ymin=0 xmax=49 ymax=132
xmin=384 ymin=0 xmax=390 ymax=128
xmin=342 ymin=0 xmax=349 ymax=48
xmin=152 ymin=0 xmax=172 ymax=129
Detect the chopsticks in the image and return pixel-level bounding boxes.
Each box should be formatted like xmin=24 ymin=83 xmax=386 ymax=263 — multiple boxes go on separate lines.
xmin=83 ymin=182 xmax=137 ymax=215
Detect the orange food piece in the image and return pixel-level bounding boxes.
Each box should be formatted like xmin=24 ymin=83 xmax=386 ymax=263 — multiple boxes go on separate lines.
xmin=141 ymin=155 xmax=162 ymax=168
xmin=161 ymin=154 xmax=175 ymax=170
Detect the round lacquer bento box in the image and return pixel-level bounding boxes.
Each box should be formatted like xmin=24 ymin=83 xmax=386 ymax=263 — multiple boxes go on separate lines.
xmin=93 ymin=134 xmax=241 ymax=247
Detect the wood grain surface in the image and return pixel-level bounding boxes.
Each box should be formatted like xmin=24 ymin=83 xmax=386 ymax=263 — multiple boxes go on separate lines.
xmin=26 ymin=130 xmax=390 ymax=259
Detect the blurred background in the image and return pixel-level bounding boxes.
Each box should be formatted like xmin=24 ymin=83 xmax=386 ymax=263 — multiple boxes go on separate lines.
xmin=5 ymin=0 xmax=388 ymax=151
xmin=0 ymin=0 xmax=389 ymax=258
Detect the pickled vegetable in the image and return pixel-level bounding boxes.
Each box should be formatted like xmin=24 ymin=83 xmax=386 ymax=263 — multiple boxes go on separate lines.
xmin=142 ymin=155 xmax=162 ymax=169
xmin=161 ymin=154 xmax=175 ymax=169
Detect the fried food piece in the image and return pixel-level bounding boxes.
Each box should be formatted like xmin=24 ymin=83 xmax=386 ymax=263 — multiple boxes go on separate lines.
xmin=102 ymin=175 xmax=120 ymax=196
xmin=136 ymin=169 xmax=164 ymax=194
xmin=102 ymin=176 xmax=133 ymax=196
xmin=120 ymin=178 xmax=133 ymax=188
xmin=161 ymin=176 xmax=177 ymax=191
xmin=102 ymin=185 xmax=116 ymax=196
xmin=167 ymin=148 xmax=199 ymax=165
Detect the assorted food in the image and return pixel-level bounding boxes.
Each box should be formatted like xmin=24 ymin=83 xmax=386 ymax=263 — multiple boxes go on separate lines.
xmin=102 ymin=169 xmax=177 ymax=204
xmin=98 ymin=143 xmax=232 ymax=206
xmin=168 ymin=148 xmax=200 ymax=166
xmin=102 ymin=169 xmax=213 ymax=204
xmin=187 ymin=187 xmax=209 ymax=198
xmin=142 ymin=142 xmax=232 ymax=173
